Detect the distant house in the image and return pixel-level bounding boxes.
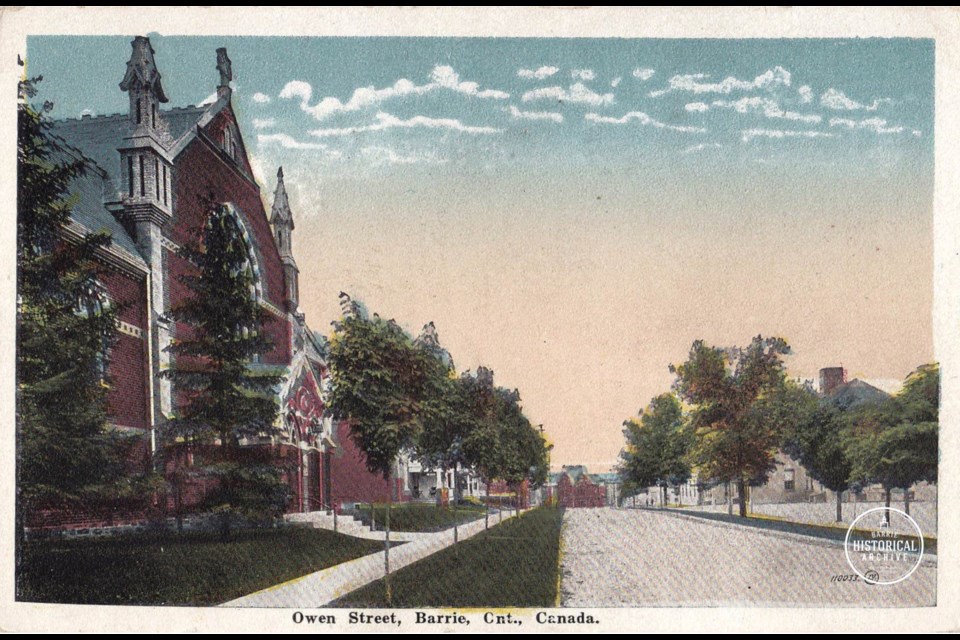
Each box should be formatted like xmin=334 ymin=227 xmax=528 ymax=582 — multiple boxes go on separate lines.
xmin=545 ymin=465 xmax=610 ymax=508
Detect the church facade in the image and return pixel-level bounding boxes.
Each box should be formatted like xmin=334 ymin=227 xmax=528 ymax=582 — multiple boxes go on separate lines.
xmin=33 ymin=36 xmax=402 ymax=531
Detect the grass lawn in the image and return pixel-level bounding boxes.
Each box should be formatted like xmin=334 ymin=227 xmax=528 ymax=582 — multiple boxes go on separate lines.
xmin=359 ymin=502 xmax=487 ymax=532
xmin=333 ymin=506 xmax=563 ymax=608
xmin=17 ymin=526 xmax=387 ymax=606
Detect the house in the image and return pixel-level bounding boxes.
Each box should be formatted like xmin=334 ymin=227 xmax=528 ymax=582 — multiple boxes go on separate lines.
xmin=27 ymin=36 xmax=401 ymax=533
xmin=546 ymin=465 xmax=608 ymax=508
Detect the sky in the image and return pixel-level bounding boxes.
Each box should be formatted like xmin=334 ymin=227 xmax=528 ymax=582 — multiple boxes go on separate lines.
xmin=26 ymin=36 xmax=935 ymax=470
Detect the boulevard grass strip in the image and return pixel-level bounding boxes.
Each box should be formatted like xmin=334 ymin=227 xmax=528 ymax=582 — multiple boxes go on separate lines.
xmin=360 ymin=502 xmax=487 ymax=532
xmin=332 ymin=506 xmax=563 ymax=608
xmin=18 ymin=526 xmax=388 ymax=606
xmin=671 ymin=508 xmax=937 ymax=554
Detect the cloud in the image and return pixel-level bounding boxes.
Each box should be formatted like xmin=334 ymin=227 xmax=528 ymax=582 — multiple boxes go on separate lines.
xmin=683 ymin=142 xmax=722 ymax=153
xmin=650 ymin=66 xmax=791 ymax=97
xmin=253 ymin=118 xmax=276 ymax=129
xmin=611 ymin=76 xmax=622 ymax=88
xmin=508 ymin=105 xmax=564 ymax=123
xmin=431 ymin=65 xmax=510 ymax=100
xmin=252 ymin=92 xmax=272 ymax=104
xmin=820 ymin=88 xmax=888 ymax=111
xmin=798 ymin=85 xmax=813 ymax=104
xmin=585 ymin=111 xmax=706 ymax=133
xmin=740 ymin=128 xmax=836 ymax=143
xmin=518 ymin=66 xmax=560 ymax=80
xmin=198 ymin=92 xmax=218 ymax=107
xmin=360 ymin=145 xmax=448 ymax=166
xmin=632 ymin=68 xmax=655 ymax=81
xmin=280 ymin=66 xmax=509 ymax=121
xmin=828 ymin=117 xmax=907 ymax=135
xmin=79 ymin=108 xmax=96 ymax=117
xmin=257 ymin=133 xmax=339 ymax=152
xmin=572 ymin=69 xmax=596 ymax=81
xmin=522 ymin=82 xmax=615 ymax=107
xmin=309 ymin=111 xmax=502 ymax=137
xmin=684 ymin=102 xmax=710 ymax=113
xmin=710 ymin=97 xmax=821 ymax=124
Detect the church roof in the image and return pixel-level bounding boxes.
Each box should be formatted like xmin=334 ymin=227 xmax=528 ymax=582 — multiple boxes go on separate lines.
xmin=49 ymin=104 xmax=211 ymax=268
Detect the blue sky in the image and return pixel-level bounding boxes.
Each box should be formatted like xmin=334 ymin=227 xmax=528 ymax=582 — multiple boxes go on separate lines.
xmin=25 ymin=36 xmax=936 ymax=468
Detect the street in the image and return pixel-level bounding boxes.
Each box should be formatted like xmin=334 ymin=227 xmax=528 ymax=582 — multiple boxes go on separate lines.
xmin=560 ymin=508 xmax=936 ymax=607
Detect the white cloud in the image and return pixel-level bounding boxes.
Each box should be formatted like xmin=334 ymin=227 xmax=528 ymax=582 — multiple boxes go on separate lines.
xmin=518 ymin=66 xmax=560 ymax=80
xmin=257 ymin=133 xmax=338 ymax=152
xmin=740 ymin=128 xmax=836 ymax=143
xmin=684 ymin=102 xmax=710 ymax=113
xmin=431 ymin=65 xmax=510 ymax=100
xmin=820 ymin=88 xmax=888 ymax=111
xmin=632 ymin=68 xmax=655 ymax=81
xmin=79 ymin=108 xmax=96 ymax=117
xmin=280 ymin=66 xmax=509 ymax=122
xmin=253 ymin=118 xmax=276 ymax=129
xmin=252 ymin=92 xmax=272 ymax=104
xmin=572 ymin=69 xmax=596 ymax=81
xmin=360 ymin=146 xmax=448 ymax=166
xmin=585 ymin=111 xmax=705 ymax=133
xmin=508 ymin=105 xmax=564 ymax=123
xmin=711 ymin=97 xmax=821 ymax=124
xmin=913 ymin=130 xmax=922 ymax=137
xmin=522 ymin=82 xmax=615 ymax=107
xmin=798 ymin=85 xmax=813 ymax=104
xmin=198 ymin=92 xmax=218 ymax=107
xmin=650 ymin=66 xmax=791 ymax=97
xmin=683 ymin=142 xmax=722 ymax=153
xmin=828 ymin=117 xmax=906 ymax=135
xmin=309 ymin=111 xmax=501 ymax=137
xmin=611 ymin=76 xmax=622 ymax=88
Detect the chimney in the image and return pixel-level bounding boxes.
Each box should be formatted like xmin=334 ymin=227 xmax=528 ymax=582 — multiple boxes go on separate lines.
xmin=819 ymin=366 xmax=847 ymax=395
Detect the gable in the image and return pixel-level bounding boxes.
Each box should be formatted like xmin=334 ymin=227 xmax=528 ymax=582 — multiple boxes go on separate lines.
xmin=200 ymin=104 xmax=255 ymax=180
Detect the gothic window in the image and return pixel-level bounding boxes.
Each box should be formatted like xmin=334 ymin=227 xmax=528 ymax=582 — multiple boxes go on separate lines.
xmin=75 ymin=280 xmax=112 ymax=384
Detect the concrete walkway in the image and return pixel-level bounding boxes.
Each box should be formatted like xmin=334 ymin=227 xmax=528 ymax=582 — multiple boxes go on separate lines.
xmin=222 ymin=510 xmax=516 ymax=607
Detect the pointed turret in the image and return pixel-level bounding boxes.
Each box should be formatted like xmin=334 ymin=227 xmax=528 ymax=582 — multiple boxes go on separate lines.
xmin=119 ymin=36 xmax=168 ymax=131
xmin=271 ymin=167 xmax=300 ymax=311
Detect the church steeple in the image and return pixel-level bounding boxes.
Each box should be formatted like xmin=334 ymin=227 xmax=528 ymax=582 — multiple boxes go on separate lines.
xmin=271 ymin=167 xmax=300 ymax=312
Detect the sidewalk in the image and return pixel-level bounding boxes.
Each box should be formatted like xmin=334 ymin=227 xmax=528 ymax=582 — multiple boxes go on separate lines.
xmin=222 ymin=509 xmax=517 ymax=607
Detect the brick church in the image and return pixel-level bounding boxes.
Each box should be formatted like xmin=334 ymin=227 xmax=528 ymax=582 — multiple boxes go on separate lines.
xmin=37 ymin=37 xmax=402 ymax=531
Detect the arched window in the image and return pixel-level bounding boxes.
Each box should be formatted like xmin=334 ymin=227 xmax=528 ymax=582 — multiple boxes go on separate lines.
xmin=75 ymin=280 xmax=112 ymax=384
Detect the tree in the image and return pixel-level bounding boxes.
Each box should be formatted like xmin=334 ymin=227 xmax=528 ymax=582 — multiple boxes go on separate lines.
xmin=785 ymin=402 xmax=852 ymax=522
xmin=619 ymin=393 xmax=691 ymax=508
xmin=160 ymin=201 xmax=286 ymax=538
xmin=491 ymin=385 xmax=549 ymax=508
xmin=16 ymin=72 xmax=142 ymax=539
xmin=327 ymin=306 xmax=429 ymax=603
xmin=846 ymin=363 xmax=939 ymax=519
xmin=671 ymin=336 xmax=792 ymax=517
xmin=460 ymin=368 xmax=505 ymax=528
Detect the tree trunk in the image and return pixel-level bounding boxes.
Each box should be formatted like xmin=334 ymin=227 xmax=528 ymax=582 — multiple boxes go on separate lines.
xmin=884 ymin=487 xmax=891 ymax=525
xmin=385 ymin=469 xmax=392 ymax=605
xmin=904 ymin=489 xmax=911 ymax=516
xmin=452 ymin=462 xmax=458 ymax=546
xmin=836 ymin=490 xmax=843 ymax=523
xmin=726 ymin=482 xmax=733 ymax=516
xmin=485 ymin=480 xmax=490 ymax=529
xmin=370 ymin=502 xmax=376 ymax=531
xmin=737 ymin=478 xmax=747 ymax=518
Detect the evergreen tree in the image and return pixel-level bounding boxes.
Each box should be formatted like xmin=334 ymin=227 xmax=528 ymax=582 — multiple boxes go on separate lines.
xmin=16 ymin=72 xmax=138 ymax=533
xmin=161 ymin=201 xmax=286 ymax=536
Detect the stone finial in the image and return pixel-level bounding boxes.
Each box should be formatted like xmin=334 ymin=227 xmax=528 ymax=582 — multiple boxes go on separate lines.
xmin=119 ymin=36 xmax=169 ymax=103
xmin=216 ymin=47 xmax=232 ymax=88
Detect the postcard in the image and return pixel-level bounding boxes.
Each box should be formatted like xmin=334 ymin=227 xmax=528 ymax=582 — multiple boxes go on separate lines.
xmin=2 ymin=6 xmax=958 ymax=633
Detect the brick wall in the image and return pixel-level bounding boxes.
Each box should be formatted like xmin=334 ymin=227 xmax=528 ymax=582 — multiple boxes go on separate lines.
xmin=329 ymin=421 xmax=406 ymax=507
xmin=99 ymin=269 xmax=150 ymax=433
